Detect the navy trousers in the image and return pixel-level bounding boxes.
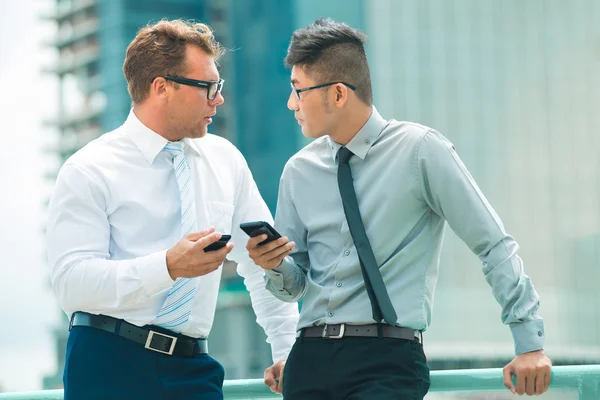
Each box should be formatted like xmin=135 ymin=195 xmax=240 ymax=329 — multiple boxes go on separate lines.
xmin=283 ymin=336 xmax=430 ymax=400
xmin=64 ymin=326 xmax=224 ymax=400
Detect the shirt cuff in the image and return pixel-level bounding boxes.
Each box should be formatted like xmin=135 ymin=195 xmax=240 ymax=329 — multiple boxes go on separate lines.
xmin=264 ymin=268 xmax=285 ymax=290
xmin=136 ymin=250 xmax=175 ymax=296
xmin=266 ymin=258 xmax=297 ymax=285
xmin=269 ymin=333 xmax=296 ymax=362
xmin=510 ymin=319 xmax=545 ymax=355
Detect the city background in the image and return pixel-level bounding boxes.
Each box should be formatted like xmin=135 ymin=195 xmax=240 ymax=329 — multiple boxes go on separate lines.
xmin=0 ymin=0 xmax=599 ymax=398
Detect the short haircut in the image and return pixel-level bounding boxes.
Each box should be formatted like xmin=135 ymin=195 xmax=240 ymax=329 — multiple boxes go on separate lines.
xmin=285 ymin=18 xmax=372 ymax=105
xmin=123 ymin=19 xmax=225 ymax=104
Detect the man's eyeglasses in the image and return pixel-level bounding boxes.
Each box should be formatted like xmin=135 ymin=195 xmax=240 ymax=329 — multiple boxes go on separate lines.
xmin=161 ymin=76 xmax=224 ymax=100
xmin=291 ymin=81 xmax=356 ymax=100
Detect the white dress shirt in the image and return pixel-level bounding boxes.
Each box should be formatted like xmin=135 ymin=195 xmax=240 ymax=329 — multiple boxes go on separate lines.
xmin=46 ymin=110 xmax=299 ymax=362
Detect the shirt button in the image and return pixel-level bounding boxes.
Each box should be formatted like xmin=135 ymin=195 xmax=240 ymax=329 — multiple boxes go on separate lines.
xmin=336 ymin=282 xmax=343 ymax=287
xmin=365 ymin=139 xmax=371 ymax=144
xmin=344 ymin=250 xmax=350 ymax=256
xmin=328 ymin=311 xmax=334 ymax=317
xmin=538 ymin=331 xmax=543 ymax=337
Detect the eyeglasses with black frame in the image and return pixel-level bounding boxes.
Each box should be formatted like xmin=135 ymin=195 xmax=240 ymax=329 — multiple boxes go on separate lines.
xmin=160 ymin=76 xmax=225 ymax=100
xmin=290 ymin=81 xmax=356 ymax=100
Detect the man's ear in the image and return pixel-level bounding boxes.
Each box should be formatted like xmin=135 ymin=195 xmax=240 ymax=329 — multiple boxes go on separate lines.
xmin=333 ymin=83 xmax=350 ymax=108
xmin=150 ymin=77 xmax=169 ymax=102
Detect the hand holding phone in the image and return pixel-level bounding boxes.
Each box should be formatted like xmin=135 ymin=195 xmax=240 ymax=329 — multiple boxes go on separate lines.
xmin=203 ymin=234 xmax=231 ymax=252
xmin=240 ymin=221 xmax=282 ymax=245
xmin=166 ymin=228 xmax=233 ymax=279
xmin=241 ymin=221 xmax=294 ymax=270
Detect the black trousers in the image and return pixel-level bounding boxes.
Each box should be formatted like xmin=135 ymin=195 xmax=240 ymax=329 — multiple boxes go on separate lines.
xmin=64 ymin=326 xmax=225 ymax=400
xmin=283 ymin=336 xmax=430 ymax=400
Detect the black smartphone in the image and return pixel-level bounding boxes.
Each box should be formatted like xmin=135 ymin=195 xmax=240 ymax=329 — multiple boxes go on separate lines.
xmin=203 ymin=234 xmax=231 ymax=252
xmin=240 ymin=221 xmax=282 ymax=245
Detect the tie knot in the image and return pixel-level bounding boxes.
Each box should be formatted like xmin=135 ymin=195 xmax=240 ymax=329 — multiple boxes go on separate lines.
xmin=163 ymin=141 xmax=185 ymax=158
xmin=338 ymin=147 xmax=354 ymax=164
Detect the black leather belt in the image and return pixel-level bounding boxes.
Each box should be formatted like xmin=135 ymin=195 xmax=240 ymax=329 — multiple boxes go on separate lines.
xmin=300 ymin=323 xmax=421 ymax=343
xmin=70 ymin=312 xmax=208 ymax=357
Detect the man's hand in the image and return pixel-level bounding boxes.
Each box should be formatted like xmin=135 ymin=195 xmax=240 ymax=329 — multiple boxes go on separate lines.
xmin=503 ymin=350 xmax=552 ymax=395
xmin=264 ymin=360 xmax=285 ymax=393
xmin=166 ymin=227 xmax=233 ymax=279
xmin=246 ymin=235 xmax=295 ymax=270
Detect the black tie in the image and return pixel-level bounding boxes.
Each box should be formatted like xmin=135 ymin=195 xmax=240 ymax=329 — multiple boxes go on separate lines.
xmin=337 ymin=146 xmax=398 ymax=326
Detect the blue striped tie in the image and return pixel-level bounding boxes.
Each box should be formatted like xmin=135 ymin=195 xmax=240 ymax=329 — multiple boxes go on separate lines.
xmin=153 ymin=141 xmax=198 ymax=330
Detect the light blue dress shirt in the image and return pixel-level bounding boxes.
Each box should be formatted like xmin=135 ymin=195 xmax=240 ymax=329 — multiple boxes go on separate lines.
xmin=264 ymin=107 xmax=544 ymax=355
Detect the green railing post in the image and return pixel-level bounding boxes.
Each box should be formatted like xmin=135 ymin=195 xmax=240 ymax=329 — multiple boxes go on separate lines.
xmin=579 ymin=371 xmax=600 ymax=400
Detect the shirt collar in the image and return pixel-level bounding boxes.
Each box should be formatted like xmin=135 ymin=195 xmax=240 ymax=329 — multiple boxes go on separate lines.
xmin=328 ymin=106 xmax=387 ymax=163
xmin=124 ymin=109 xmax=201 ymax=165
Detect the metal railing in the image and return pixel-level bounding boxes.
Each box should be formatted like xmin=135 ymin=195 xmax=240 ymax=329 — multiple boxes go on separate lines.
xmin=1 ymin=365 xmax=598 ymax=399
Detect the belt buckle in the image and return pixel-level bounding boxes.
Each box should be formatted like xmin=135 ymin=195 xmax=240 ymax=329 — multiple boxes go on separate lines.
xmin=322 ymin=323 xmax=345 ymax=339
xmin=145 ymin=330 xmax=178 ymax=355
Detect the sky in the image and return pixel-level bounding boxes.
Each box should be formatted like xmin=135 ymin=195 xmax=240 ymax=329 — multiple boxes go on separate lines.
xmin=0 ymin=0 xmax=61 ymax=392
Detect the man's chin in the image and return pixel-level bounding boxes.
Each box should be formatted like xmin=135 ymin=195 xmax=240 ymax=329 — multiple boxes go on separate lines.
xmin=301 ymin=128 xmax=321 ymax=139
xmin=190 ymin=128 xmax=208 ymax=139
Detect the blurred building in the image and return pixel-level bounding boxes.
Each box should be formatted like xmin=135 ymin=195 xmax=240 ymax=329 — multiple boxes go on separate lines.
xmin=366 ymin=0 xmax=600 ymax=368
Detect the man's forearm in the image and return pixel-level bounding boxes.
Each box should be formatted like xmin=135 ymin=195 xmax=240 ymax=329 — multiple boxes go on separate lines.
xmin=51 ymin=251 xmax=172 ymax=315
